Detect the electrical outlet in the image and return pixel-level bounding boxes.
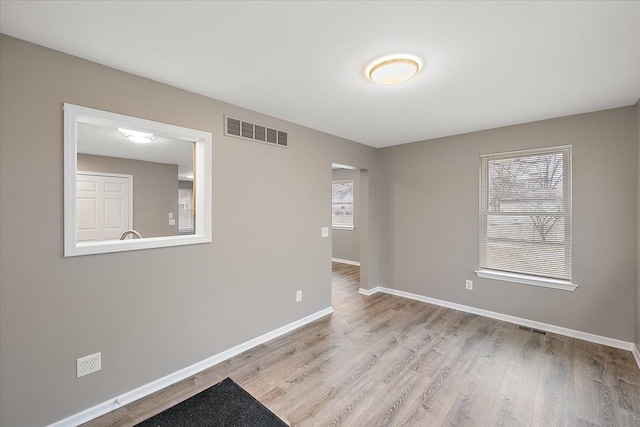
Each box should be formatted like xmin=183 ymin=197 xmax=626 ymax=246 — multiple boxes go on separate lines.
xmin=296 ymin=290 xmax=302 ymax=302
xmin=465 ymin=280 xmax=473 ymax=290
xmin=321 ymin=227 xmax=329 ymax=237
xmin=77 ymin=352 xmax=101 ymax=378
xmin=169 ymin=219 xmax=176 ymax=226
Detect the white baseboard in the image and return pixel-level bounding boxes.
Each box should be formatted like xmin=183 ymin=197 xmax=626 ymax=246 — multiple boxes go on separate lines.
xmin=358 ymin=286 xmax=381 ymax=296
xmin=47 ymin=307 xmax=334 ymax=427
xmin=366 ymin=286 xmax=635 ymax=352
xmin=633 ymin=344 xmax=640 ymax=371
xmin=332 ymin=257 xmax=360 ymax=266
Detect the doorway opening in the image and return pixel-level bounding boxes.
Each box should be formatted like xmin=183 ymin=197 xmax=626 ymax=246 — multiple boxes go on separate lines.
xmin=331 ymin=163 xmax=369 ymax=301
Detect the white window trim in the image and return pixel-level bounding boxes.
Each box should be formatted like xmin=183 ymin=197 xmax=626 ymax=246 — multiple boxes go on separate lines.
xmin=478 ymin=145 xmax=577 ymax=291
xmin=474 ymin=269 xmax=578 ymax=291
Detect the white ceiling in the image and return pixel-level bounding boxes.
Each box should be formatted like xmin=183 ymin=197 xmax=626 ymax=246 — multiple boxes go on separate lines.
xmin=1 ymin=1 xmax=639 ymax=148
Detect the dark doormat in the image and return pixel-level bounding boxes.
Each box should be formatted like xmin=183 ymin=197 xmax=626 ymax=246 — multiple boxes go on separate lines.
xmin=135 ymin=377 xmax=288 ymax=427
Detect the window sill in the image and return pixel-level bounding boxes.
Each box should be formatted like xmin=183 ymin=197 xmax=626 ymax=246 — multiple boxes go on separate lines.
xmin=332 ymin=226 xmax=355 ymax=231
xmin=474 ymin=269 xmax=578 ymax=292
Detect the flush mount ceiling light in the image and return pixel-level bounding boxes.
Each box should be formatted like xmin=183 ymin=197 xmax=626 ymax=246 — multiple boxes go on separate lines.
xmin=118 ymin=128 xmax=155 ymax=144
xmin=367 ymin=55 xmax=421 ymax=85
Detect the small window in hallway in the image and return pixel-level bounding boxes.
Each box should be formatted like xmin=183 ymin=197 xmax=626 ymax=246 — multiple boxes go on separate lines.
xmin=178 ymin=186 xmax=194 ymax=234
xmin=332 ymin=179 xmax=354 ymax=229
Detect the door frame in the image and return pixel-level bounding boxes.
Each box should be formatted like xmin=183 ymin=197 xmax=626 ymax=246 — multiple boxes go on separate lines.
xmin=330 ymin=164 xmax=370 ymax=290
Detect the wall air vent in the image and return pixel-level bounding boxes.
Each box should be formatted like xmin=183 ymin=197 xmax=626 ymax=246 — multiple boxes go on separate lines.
xmin=226 ymin=117 xmax=241 ymax=137
xmin=224 ymin=115 xmax=288 ymax=148
xmin=518 ymin=325 xmax=546 ymax=335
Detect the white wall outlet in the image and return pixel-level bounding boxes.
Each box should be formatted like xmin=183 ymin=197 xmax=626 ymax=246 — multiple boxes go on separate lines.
xmin=77 ymin=352 xmax=101 ymax=378
xmin=321 ymin=227 xmax=329 ymax=237
xmin=169 ymin=219 xmax=176 ymax=226
xmin=296 ymin=290 xmax=302 ymax=302
xmin=466 ymin=280 xmax=473 ymax=290
xmin=168 ymin=212 xmax=173 ymax=219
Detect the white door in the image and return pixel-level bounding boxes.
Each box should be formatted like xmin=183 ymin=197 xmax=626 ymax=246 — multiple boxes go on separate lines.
xmin=77 ymin=172 xmax=133 ymax=242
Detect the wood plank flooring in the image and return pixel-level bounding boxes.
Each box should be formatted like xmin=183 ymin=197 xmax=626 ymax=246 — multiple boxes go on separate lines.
xmin=82 ymin=262 xmax=640 ymax=426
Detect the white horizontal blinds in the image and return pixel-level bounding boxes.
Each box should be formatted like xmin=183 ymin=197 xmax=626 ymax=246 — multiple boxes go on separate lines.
xmin=480 ymin=146 xmax=571 ymax=280
xmin=332 ymin=180 xmax=354 ymax=227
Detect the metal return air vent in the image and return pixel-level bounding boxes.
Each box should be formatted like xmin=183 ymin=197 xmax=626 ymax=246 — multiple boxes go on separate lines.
xmin=225 ymin=115 xmax=288 ymax=148
xmin=518 ymin=325 xmax=546 ymax=335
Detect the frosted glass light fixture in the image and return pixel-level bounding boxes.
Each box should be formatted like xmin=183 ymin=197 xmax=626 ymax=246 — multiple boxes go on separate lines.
xmin=118 ymin=128 xmax=155 ymax=143
xmin=368 ymin=57 xmax=420 ymax=85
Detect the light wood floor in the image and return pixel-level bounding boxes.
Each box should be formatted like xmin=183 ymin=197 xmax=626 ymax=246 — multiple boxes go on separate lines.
xmin=83 ymin=262 xmax=640 ymax=426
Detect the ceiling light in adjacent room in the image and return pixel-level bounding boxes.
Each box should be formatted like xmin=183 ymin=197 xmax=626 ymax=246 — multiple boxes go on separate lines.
xmin=118 ymin=128 xmax=155 ymax=143
xmin=367 ymin=56 xmax=420 ymax=85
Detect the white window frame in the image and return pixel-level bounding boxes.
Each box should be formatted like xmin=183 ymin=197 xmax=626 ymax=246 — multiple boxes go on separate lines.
xmin=332 ymin=179 xmax=355 ymax=230
xmin=474 ymin=145 xmax=577 ymax=291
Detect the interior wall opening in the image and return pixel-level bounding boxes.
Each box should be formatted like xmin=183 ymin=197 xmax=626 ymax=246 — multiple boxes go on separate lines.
xmin=331 ymin=163 xmax=368 ymax=297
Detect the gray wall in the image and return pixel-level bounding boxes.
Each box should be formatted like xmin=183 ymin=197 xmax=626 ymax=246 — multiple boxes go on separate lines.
xmin=379 ymin=106 xmax=637 ymax=342
xmin=636 ymin=98 xmax=640 ymax=350
xmin=332 ymin=168 xmax=359 ymax=262
xmin=77 ymin=154 xmax=179 ymax=238
xmin=0 ymin=35 xmax=380 ymax=427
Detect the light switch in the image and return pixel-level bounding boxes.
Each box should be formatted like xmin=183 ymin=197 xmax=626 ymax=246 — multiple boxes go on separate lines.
xmin=168 ymin=212 xmax=174 ymax=219
xmin=321 ymin=227 xmax=329 ymax=237
xmin=169 ymin=219 xmax=176 ymax=226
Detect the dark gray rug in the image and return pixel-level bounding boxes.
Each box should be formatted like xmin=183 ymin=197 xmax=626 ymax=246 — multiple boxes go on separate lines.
xmin=136 ymin=377 xmax=288 ymax=427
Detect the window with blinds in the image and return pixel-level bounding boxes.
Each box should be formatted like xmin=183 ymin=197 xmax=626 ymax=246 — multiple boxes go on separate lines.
xmin=480 ymin=146 xmax=572 ymax=281
xmin=332 ymin=179 xmax=354 ymax=229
